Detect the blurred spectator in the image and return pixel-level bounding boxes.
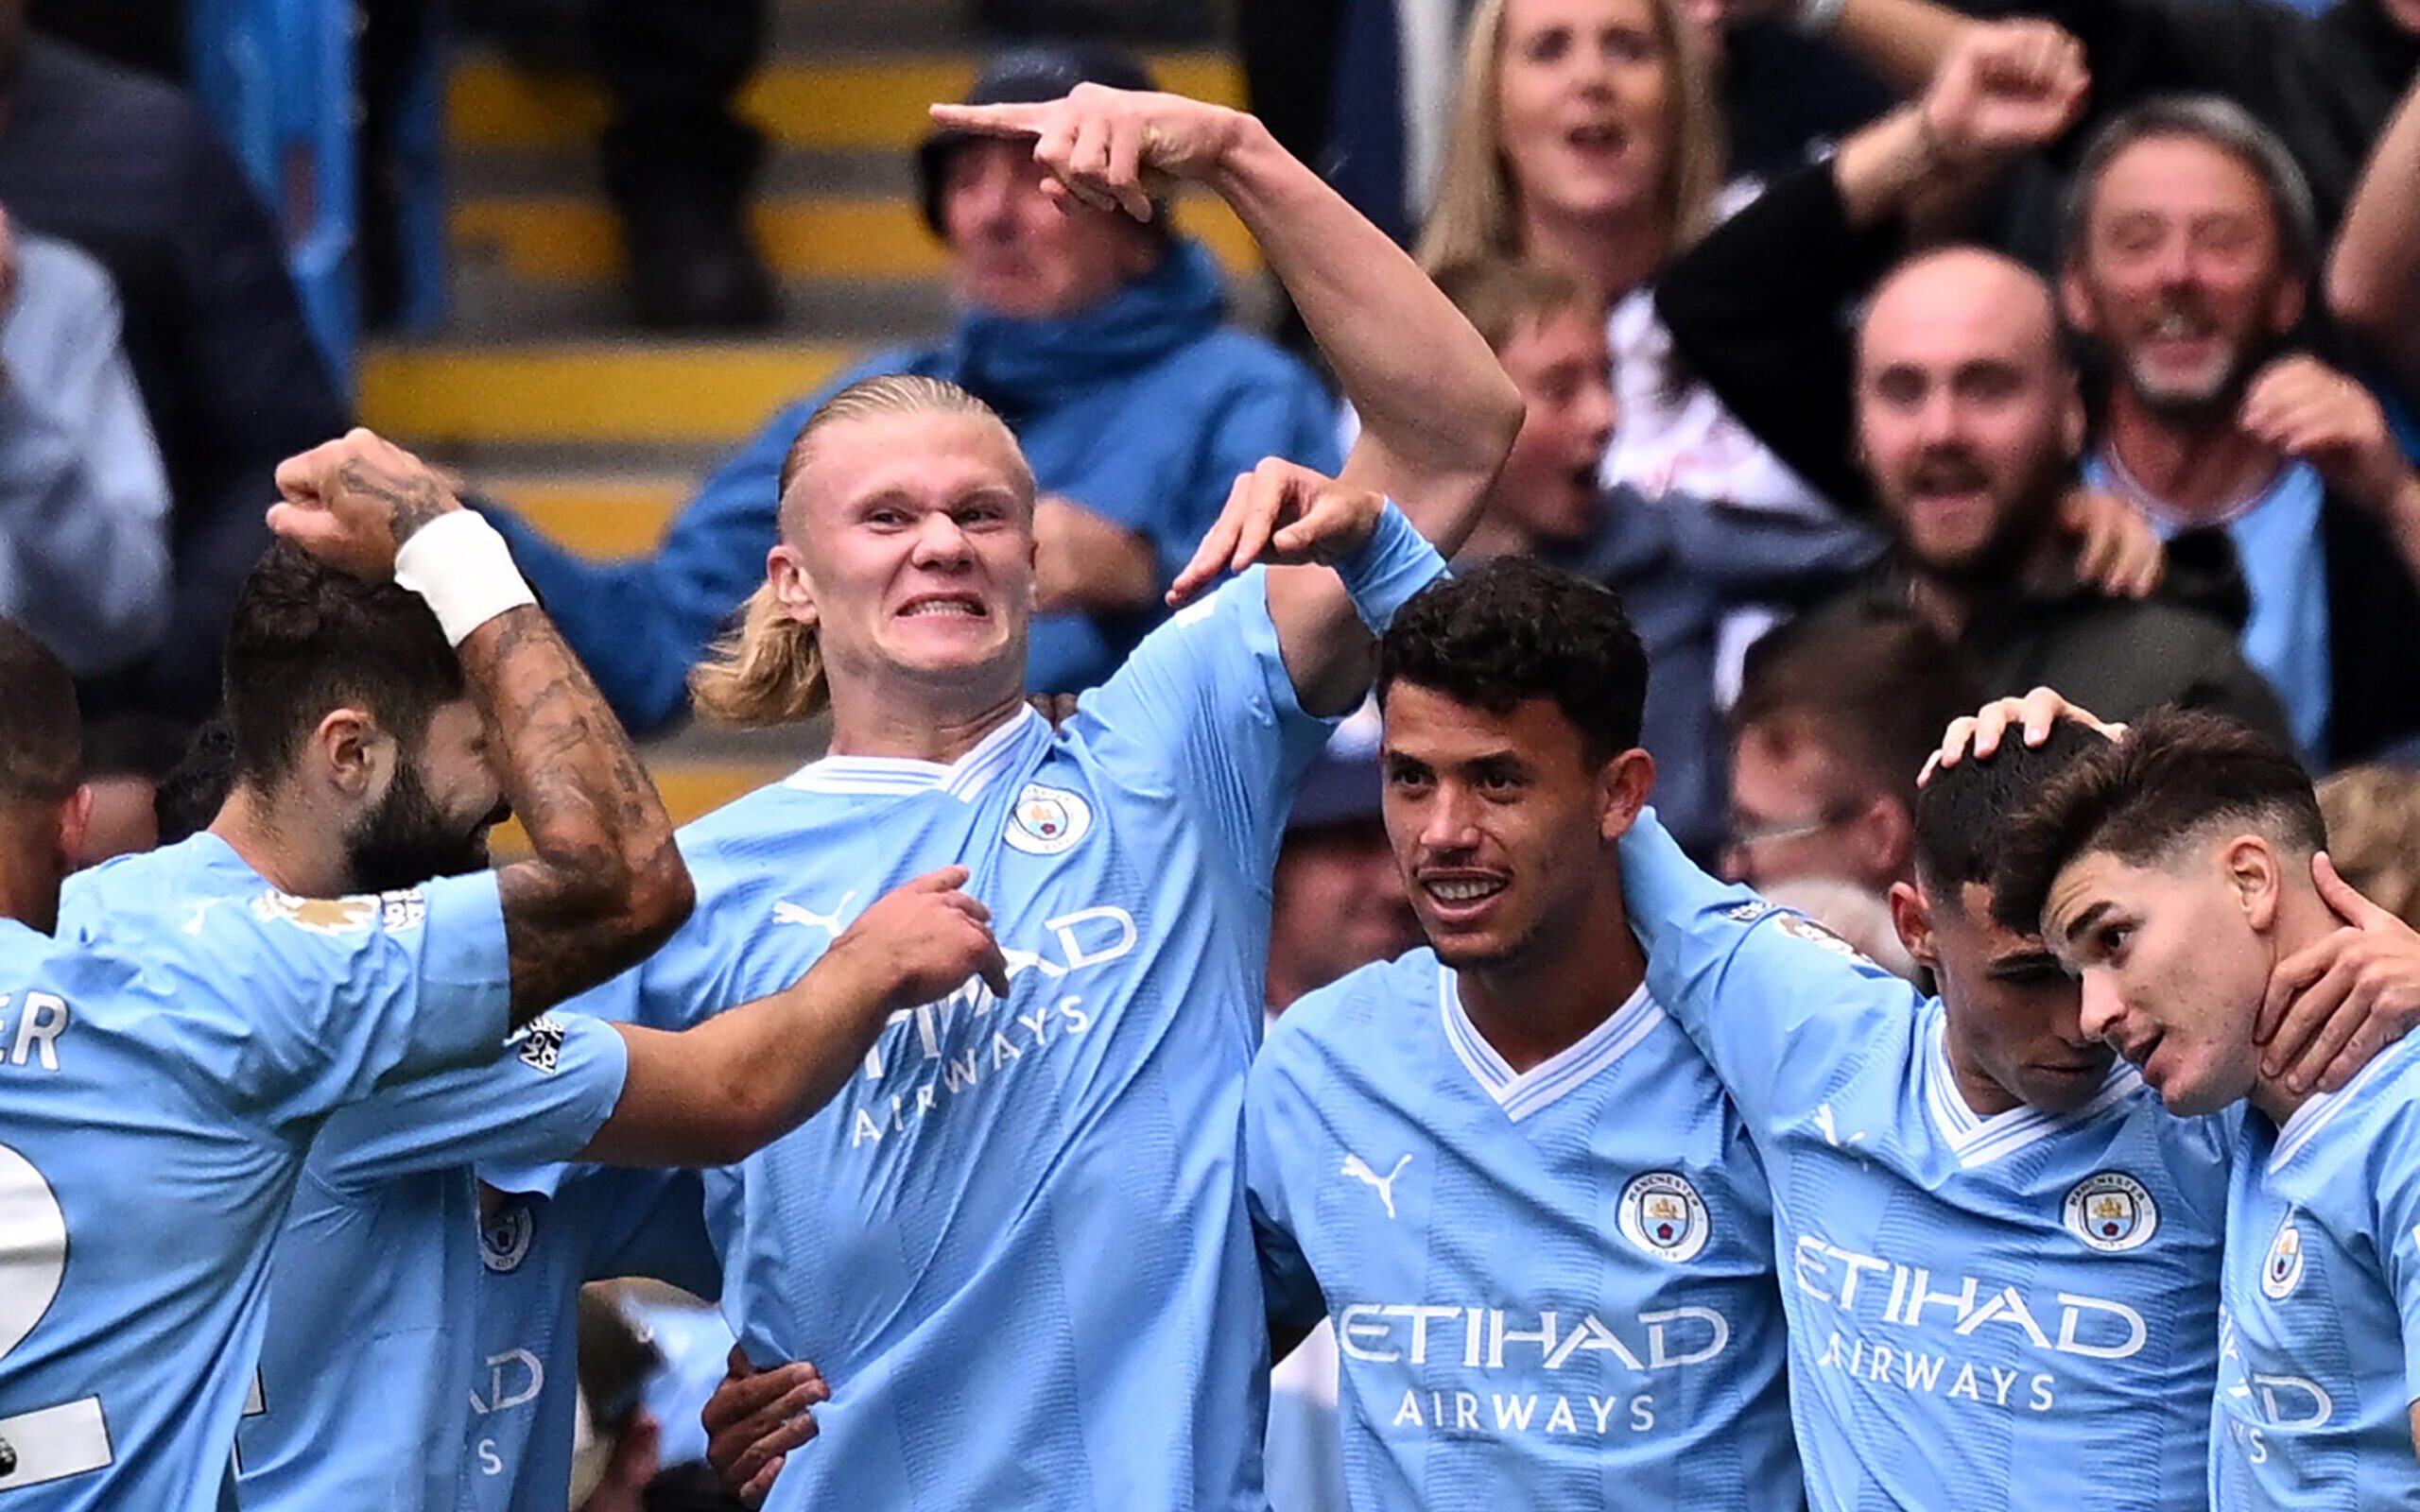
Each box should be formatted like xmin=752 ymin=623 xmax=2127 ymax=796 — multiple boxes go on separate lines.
xmin=458 ymin=0 xmax=776 ymax=329
xmin=2328 ymin=72 xmax=2420 ymax=412
xmin=571 ymin=1291 xmax=667 ymax=1512
xmin=1268 ymin=709 xmax=1421 ymax=1017
xmin=1659 ymin=37 xmax=2358 ymax=757
xmin=1761 ymin=873 xmax=1922 ymax=978
xmin=0 ymin=3 xmax=351 ymax=723
xmin=152 ymin=713 xmax=234 ymax=848
xmin=0 ymin=207 xmax=171 ymax=681
xmin=1420 ymin=0 xmax=1840 ymax=524
xmin=482 ymin=45 xmax=1339 ymax=733
xmin=1826 ymin=246 xmax=2289 ymax=741
xmin=2064 ymin=100 xmax=2420 ymax=766
xmin=2316 ymin=764 xmax=2420 ymax=931
xmin=69 ymin=714 xmax=187 ymax=868
xmin=1724 ymin=612 xmax=1978 ymax=893
xmin=1765 ymin=0 xmax=2420 ymax=269
xmin=1435 ymin=254 xmax=1877 ymax=857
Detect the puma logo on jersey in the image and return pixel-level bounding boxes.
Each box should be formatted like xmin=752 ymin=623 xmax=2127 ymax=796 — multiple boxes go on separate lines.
xmin=772 ymin=892 xmax=857 ymax=942
xmin=1342 ymin=1152 xmax=1413 ymax=1219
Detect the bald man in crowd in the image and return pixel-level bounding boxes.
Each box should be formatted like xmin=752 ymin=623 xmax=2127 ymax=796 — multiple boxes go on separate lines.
xmin=1791 ymin=243 xmax=2288 ymax=741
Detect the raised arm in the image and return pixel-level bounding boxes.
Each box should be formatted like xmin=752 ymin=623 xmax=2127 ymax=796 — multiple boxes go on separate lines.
xmin=584 ymin=868 xmax=1008 ymax=1166
xmin=928 ymin=86 xmax=1521 ymax=713
xmin=2328 ymin=74 xmax=2420 ymax=390
xmin=268 ymin=430 xmax=694 ymax=1027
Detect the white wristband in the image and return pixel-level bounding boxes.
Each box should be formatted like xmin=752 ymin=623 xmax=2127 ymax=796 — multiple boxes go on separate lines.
xmin=392 ymin=509 xmax=537 ymax=645
xmin=1797 ymin=0 xmax=1848 ymax=32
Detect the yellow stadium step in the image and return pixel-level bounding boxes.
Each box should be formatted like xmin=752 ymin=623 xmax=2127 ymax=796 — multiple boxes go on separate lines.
xmin=452 ymin=192 xmax=1261 ymax=284
xmin=360 ymin=341 xmax=853 ymax=446
xmin=450 ymin=53 xmax=1245 ymax=151
xmin=485 ymin=475 xmax=690 ymax=559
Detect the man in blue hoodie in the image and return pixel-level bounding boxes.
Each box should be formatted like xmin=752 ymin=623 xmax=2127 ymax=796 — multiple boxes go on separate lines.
xmin=484 ymin=44 xmax=1340 ymax=733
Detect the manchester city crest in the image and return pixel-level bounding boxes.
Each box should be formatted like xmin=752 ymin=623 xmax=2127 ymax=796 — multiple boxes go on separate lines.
xmin=2262 ymin=1217 xmax=2306 ymax=1299
xmin=481 ymin=1203 xmax=535 ymax=1274
xmin=1617 ymin=1171 xmax=1712 ymax=1263
xmin=2062 ymin=1171 xmax=2158 ymax=1253
xmin=1005 ymin=783 xmax=1093 ymax=857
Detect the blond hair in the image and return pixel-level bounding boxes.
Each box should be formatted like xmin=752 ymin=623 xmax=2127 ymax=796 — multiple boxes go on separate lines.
xmin=1430 ymin=256 xmax=1606 ymax=353
xmin=687 ymin=373 xmax=1028 ymax=728
xmin=1417 ymin=0 xmax=1727 ymax=277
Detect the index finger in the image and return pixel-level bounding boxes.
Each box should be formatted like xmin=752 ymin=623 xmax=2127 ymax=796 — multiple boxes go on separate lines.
xmin=1167 ymin=473 xmax=1253 ymax=606
xmin=929 ymin=100 xmax=1052 ymax=138
xmin=975 ymin=932 xmax=1011 ymax=999
xmin=905 ymin=865 xmax=973 ymax=894
xmin=2257 ymin=929 xmax=2351 ymax=1055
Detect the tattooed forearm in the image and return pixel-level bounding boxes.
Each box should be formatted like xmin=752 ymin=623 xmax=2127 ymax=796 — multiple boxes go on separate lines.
xmin=459 ymin=604 xmax=694 ymax=1025
xmin=337 ymin=456 xmax=455 ymax=547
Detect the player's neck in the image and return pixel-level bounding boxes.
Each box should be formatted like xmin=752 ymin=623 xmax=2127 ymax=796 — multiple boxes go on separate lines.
xmin=208 ymin=783 xmax=354 ymax=899
xmin=824 ymin=684 xmax=1028 ymax=765
xmin=2246 ymin=888 xmax=2345 ymax=1126
xmin=1941 ymin=1022 xmax=2026 ymax=1119
xmin=1457 ymin=882 xmax=1647 ymax=1075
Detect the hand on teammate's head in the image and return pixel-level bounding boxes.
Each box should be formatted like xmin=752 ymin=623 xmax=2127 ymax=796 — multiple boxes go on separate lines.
xmin=267 ymin=427 xmax=461 ymax=581
xmin=1920 ymin=687 xmax=2124 ymax=786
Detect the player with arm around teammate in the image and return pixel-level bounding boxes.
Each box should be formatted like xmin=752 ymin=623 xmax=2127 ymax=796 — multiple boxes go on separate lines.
xmin=54 ymin=433 xmax=1007 ymax=1511
xmin=598 ymin=76 xmax=1524 ymax=1512
xmin=0 ymin=447 xmax=715 ymax=1507
xmin=1976 ymin=701 xmax=2420 ymax=1503
xmin=1617 ymin=713 xmax=2252 ymax=1509
xmin=1245 ymin=557 xmax=1799 ymax=1510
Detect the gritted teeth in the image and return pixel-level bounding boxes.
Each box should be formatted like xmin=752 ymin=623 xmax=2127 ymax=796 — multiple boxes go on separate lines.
xmin=901 ymin=596 xmax=985 ymax=618
xmin=1426 ymin=878 xmax=1507 ymax=904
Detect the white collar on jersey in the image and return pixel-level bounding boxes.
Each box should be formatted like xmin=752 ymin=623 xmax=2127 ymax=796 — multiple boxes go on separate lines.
xmin=2270 ymin=1034 xmax=2417 ymax=1172
xmin=1921 ymin=1014 xmax=2142 ymax=1169
xmin=1439 ymin=966 xmax=1664 ymax=1124
xmin=783 ymin=705 xmax=1042 ymax=801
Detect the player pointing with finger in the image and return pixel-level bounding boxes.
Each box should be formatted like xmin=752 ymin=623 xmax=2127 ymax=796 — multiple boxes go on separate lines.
xmin=559 ymin=80 xmax=1519 ymax=1512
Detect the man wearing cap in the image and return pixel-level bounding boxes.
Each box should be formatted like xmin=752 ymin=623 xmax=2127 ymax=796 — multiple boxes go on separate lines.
xmin=481 ymin=44 xmax=1340 ymax=734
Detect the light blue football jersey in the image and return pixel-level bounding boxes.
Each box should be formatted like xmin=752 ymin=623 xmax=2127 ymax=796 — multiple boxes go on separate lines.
xmin=459 ymin=1165 xmax=721 ymax=1512
xmin=2214 ymin=1037 xmax=2420 ymax=1507
xmin=56 ymin=833 xmax=633 ymax=1512
xmin=564 ymin=568 xmax=1346 ymax=1511
xmin=0 ymin=850 xmax=511 ymax=1508
xmin=1619 ymin=811 xmax=2235 ymax=1511
xmin=1247 ymin=950 xmax=1799 ymax=1509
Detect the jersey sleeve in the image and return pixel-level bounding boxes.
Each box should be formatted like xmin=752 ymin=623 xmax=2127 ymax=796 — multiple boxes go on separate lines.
xmin=2370 ymin=1099 xmax=2420 ymax=1407
xmin=1617 ymin=808 xmax=1923 ymax=1134
xmin=222 ymin=871 xmax=517 ymax=1125
xmin=1080 ymin=568 xmax=1339 ymax=889
xmin=302 ymin=1013 xmax=632 ymax=1194
xmin=1246 ymin=1019 xmax=1332 ymax=1332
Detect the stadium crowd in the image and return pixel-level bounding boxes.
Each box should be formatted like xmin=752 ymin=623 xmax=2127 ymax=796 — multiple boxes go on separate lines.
xmin=13 ymin=0 xmax=2420 ymax=1507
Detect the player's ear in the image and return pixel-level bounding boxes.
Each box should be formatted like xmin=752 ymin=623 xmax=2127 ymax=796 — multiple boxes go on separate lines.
xmin=768 ymin=543 xmax=820 ymax=628
xmin=1596 ymin=747 xmax=1656 ymax=841
xmin=2224 ymin=833 xmax=2285 ymax=933
xmin=1888 ymin=881 xmax=1938 ymax=972
xmin=314 ymin=706 xmax=391 ymax=800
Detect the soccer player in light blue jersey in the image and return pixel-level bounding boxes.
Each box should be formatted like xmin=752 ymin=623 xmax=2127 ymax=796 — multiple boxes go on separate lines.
xmin=56 ymin=494 xmax=1009 ymax=1511
xmin=457 ymin=1166 xmax=725 ymax=1511
xmin=604 ymin=81 xmax=1524 ymax=1511
xmin=1987 ymin=705 xmax=2420 ymax=1506
xmin=0 ymin=435 xmax=708 ymax=1509
xmin=1617 ymin=718 xmax=2252 ymax=1510
xmin=1248 ymin=558 xmax=1799 ymax=1509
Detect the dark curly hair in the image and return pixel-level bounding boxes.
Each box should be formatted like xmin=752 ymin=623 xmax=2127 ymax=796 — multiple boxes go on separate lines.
xmin=1376 ymin=557 xmax=1647 ymax=764
xmin=1991 ymin=707 xmax=2324 ymax=935
xmin=222 ymin=541 xmax=465 ymax=790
